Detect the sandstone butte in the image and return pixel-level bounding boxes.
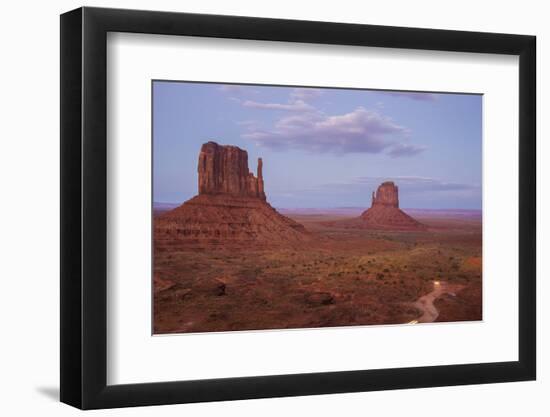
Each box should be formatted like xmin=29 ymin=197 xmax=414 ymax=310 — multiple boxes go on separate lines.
xmin=155 ymin=141 xmax=310 ymax=248
xmin=359 ymin=181 xmax=426 ymax=230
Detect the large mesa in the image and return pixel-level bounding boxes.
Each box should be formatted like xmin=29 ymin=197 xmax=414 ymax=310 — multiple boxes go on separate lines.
xmin=155 ymin=141 xmax=310 ymax=248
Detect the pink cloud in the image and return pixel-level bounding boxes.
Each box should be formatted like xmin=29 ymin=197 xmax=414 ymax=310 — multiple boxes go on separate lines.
xmin=290 ymin=88 xmax=323 ymax=101
xmin=382 ymin=91 xmax=439 ymax=101
xmin=243 ymin=107 xmax=418 ymax=154
xmin=241 ymin=99 xmax=314 ymax=112
xmin=387 ymin=143 xmax=428 ymax=157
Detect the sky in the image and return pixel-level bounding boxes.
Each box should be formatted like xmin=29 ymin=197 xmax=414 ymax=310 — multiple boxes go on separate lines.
xmin=153 ymin=81 xmax=482 ymax=209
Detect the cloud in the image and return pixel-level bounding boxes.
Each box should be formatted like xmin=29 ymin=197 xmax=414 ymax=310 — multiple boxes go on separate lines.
xmin=240 ymin=87 xmax=322 ymax=112
xmin=290 ymin=88 xmax=323 ymax=101
xmin=234 ymin=86 xmax=323 ymax=112
xmin=243 ymin=107 xmax=413 ymax=154
xmin=349 ymin=176 xmax=479 ymax=192
xmin=235 ymin=87 xmax=427 ymax=157
xmin=218 ymin=84 xmax=260 ymax=96
xmin=241 ymin=99 xmax=314 ymax=112
xmin=218 ymin=84 xmax=245 ymax=93
xmin=387 ymin=143 xmax=428 ymax=158
xmin=382 ymin=91 xmax=439 ymax=101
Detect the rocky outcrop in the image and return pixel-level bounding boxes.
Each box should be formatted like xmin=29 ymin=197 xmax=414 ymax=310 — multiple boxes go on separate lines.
xmin=198 ymin=141 xmax=265 ymax=199
xmin=155 ymin=141 xmax=309 ymax=248
xmin=371 ymin=181 xmax=399 ymax=208
xmin=360 ymin=182 xmax=425 ymax=230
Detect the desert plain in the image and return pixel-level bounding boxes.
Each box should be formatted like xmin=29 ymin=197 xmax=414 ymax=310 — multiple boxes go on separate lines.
xmin=153 ymin=206 xmax=482 ymax=334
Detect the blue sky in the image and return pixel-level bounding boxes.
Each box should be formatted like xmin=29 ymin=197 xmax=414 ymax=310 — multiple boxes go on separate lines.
xmin=153 ymin=81 xmax=482 ymax=209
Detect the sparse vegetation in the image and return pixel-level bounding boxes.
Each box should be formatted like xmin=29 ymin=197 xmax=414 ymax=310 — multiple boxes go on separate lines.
xmin=154 ymin=212 xmax=482 ymax=334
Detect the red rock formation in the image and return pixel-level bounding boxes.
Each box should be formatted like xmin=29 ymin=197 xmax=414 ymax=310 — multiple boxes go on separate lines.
xmin=155 ymin=141 xmax=309 ymax=248
xmin=371 ymin=181 xmax=399 ymax=207
xmin=198 ymin=141 xmax=265 ymax=200
xmin=360 ymin=182 xmax=425 ymax=230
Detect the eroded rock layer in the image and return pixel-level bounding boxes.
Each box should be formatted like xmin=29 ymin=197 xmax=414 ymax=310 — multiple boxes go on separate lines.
xmin=155 ymin=194 xmax=309 ymax=248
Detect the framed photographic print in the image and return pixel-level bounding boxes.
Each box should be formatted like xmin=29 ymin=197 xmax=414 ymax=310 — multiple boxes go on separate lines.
xmin=60 ymin=6 xmax=536 ymax=409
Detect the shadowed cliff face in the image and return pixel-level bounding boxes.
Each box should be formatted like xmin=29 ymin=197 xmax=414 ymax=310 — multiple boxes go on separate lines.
xmin=198 ymin=141 xmax=265 ymax=200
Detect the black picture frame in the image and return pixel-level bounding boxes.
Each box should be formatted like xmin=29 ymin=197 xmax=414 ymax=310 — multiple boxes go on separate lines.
xmin=60 ymin=6 xmax=536 ymax=410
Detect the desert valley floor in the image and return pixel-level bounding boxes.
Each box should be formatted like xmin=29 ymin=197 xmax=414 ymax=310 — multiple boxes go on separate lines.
xmin=153 ymin=208 xmax=482 ymax=334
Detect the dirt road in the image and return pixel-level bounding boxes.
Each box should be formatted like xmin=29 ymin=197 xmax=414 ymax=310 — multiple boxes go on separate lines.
xmin=408 ymin=281 xmax=464 ymax=324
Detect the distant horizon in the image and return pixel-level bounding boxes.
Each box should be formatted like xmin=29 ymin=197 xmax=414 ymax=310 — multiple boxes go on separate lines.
xmin=153 ymin=201 xmax=482 ymax=212
xmin=154 ymin=82 xmax=482 ymax=210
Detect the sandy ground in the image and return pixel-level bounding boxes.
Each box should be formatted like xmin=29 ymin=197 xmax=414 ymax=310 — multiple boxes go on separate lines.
xmin=153 ymin=210 xmax=482 ymax=334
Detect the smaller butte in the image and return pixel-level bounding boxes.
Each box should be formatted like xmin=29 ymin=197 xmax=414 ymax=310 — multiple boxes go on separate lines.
xmin=359 ymin=181 xmax=426 ymax=231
